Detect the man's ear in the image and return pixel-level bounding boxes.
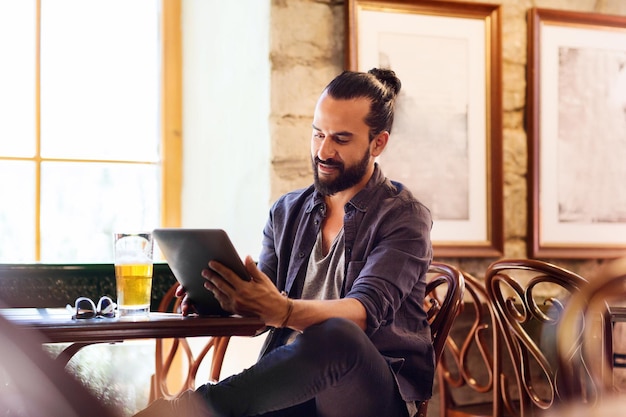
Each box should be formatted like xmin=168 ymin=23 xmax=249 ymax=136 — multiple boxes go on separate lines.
xmin=370 ymin=131 xmax=389 ymax=157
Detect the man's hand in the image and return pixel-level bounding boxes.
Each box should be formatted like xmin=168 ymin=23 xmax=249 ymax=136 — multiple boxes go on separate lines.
xmin=174 ymin=285 xmax=196 ymax=316
xmin=200 ymin=256 xmax=290 ymax=327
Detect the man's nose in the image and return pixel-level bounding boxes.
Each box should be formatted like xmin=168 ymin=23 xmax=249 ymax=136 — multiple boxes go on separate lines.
xmin=317 ymin=137 xmax=335 ymax=161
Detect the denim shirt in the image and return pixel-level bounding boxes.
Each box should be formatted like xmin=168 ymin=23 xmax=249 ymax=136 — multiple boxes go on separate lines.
xmin=257 ymin=164 xmax=435 ymax=402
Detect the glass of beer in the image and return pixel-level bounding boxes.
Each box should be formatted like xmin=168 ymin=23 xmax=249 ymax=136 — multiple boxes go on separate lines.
xmin=113 ymin=232 xmax=154 ymax=317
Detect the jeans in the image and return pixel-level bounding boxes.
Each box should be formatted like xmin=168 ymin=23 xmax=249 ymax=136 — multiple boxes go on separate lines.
xmin=197 ymin=317 xmax=409 ymax=417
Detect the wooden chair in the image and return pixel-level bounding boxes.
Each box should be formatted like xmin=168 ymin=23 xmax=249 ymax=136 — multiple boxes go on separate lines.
xmin=437 ymin=270 xmax=510 ymax=417
xmin=556 ymin=258 xmax=626 ymax=402
xmin=485 ymin=259 xmax=588 ymax=417
xmin=150 ymin=283 xmax=231 ymax=401
xmin=417 ymin=261 xmax=466 ymax=417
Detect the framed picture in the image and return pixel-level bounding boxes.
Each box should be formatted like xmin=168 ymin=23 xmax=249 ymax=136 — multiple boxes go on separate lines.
xmin=527 ymin=8 xmax=626 ymax=258
xmin=346 ymin=0 xmax=503 ymax=257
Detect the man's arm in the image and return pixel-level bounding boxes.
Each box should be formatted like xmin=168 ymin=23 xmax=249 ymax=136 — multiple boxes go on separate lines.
xmin=281 ymin=298 xmax=366 ymax=331
xmin=201 ymin=256 xmax=367 ymax=331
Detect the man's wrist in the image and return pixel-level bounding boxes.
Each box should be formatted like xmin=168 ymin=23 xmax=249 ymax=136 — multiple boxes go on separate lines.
xmin=278 ymin=292 xmax=294 ymax=328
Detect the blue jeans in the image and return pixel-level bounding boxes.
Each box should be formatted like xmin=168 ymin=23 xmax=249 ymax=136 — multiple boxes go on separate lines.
xmin=197 ymin=317 xmax=409 ymax=417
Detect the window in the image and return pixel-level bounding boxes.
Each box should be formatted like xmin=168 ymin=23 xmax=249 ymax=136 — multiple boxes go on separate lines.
xmin=0 ymin=0 xmax=181 ymax=263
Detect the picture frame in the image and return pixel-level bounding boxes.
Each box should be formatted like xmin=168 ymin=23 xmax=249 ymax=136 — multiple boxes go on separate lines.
xmin=346 ymin=0 xmax=503 ymax=257
xmin=527 ymin=8 xmax=626 ymax=258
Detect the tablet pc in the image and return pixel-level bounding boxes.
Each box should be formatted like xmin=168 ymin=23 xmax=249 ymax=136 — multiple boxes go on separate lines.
xmin=153 ymin=228 xmax=250 ymax=316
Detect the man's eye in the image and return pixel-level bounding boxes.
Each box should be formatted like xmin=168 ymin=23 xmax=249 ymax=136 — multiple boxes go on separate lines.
xmin=313 ymin=132 xmax=324 ymax=140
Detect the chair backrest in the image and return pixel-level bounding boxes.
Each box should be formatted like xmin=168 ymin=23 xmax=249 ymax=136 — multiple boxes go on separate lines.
xmin=438 ymin=270 xmax=507 ymax=417
xmin=485 ymin=259 xmax=588 ymax=417
xmin=557 ymin=259 xmax=626 ymax=402
xmin=150 ymin=283 xmax=231 ymax=401
xmin=426 ymin=262 xmax=466 ymax=364
xmin=417 ymin=261 xmax=465 ymax=417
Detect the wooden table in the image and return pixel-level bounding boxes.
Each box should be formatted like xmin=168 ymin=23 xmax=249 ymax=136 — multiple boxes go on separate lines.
xmin=0 ymin=308 xmax=266 ymax=364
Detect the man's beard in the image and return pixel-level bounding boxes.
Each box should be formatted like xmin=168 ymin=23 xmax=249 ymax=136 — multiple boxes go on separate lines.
xmin=312 ymin=148 xmax=370 ymax=196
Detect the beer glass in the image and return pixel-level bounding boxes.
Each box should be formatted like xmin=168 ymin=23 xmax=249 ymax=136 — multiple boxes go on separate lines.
xmin=113 ymin=232 xmax=154 ymax=317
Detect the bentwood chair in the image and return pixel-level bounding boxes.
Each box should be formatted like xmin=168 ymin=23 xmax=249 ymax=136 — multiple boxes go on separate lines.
xmin=557 ymin=258 xmax=626 ymax=403
xmin=417 ymin=262 xmax=466 ymax=417
xmin=150 ymin=283 xmax=231 ymax=401
xmin=437 ymin=270 xmax=511 ymax=417
xmin=485 ymin=259 xmax=588 ymax=417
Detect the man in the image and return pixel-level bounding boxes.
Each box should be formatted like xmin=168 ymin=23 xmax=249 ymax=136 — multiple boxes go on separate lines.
xmin=135 ymin=68 xmax=434 ymax=417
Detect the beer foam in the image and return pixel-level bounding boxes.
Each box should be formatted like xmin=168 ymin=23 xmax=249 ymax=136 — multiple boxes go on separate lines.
xmin=115 ymin=253 xmax=153 ymax=265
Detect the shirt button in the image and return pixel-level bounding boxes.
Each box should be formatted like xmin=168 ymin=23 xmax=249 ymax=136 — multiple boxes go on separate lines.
xmin=299 ymin=252 xmax=305 ymax=258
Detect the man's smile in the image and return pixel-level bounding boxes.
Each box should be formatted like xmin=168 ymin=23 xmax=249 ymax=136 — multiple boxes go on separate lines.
xmin=315 ymin=157 xmax=342 ymax=175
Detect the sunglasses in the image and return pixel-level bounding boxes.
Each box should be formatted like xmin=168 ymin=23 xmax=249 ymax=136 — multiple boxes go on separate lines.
xmin=68 ymin=296 xmax=117 ymax=319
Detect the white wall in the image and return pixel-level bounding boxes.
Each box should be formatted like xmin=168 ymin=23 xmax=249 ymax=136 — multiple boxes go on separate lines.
xmin=182 ymin=0 xmax=271 ymax=258
xmin=181 ymin=0 xmax=271 ymax=378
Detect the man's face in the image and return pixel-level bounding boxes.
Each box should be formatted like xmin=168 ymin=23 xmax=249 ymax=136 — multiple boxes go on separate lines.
xmin=310 ymin=92 xmax=376 ymax=196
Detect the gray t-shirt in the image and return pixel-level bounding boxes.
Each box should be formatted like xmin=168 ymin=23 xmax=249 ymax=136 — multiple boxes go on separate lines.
xmin=301 ymin=228 xmax=345 ymax=300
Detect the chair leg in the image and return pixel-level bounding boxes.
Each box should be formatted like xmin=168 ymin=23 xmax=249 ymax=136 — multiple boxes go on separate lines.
xmin=209 ymin=337 xmax=231 ymax=382
xmin=149 ymin=374 xmax=157 ymax=403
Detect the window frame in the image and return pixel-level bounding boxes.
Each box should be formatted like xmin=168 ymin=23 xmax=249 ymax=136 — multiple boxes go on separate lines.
xmin=160 ymin=0 xmax=182 ymax=230
xmin=0 ymin=0 xmax=181 ymax=262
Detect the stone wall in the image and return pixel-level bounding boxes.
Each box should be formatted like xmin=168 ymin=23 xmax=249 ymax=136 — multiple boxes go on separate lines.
xmin=268 ymin=0 xmax=626 ymax=279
